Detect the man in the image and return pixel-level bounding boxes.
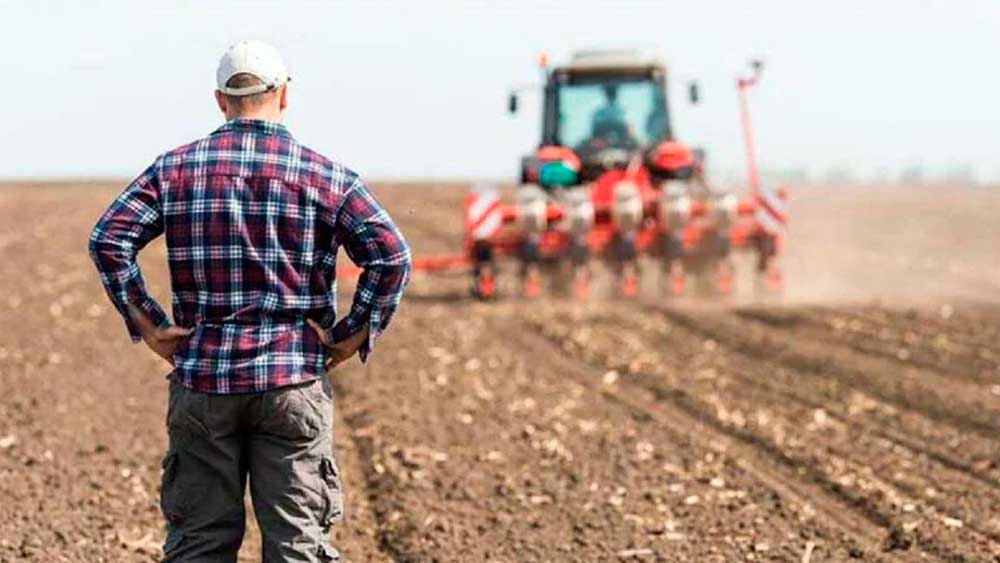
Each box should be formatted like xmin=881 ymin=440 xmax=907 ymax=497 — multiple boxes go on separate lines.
xmin=591 ymin=84 xmax=626 ymax=136
xmin=88 ymin=40 xmax=411 ymax=562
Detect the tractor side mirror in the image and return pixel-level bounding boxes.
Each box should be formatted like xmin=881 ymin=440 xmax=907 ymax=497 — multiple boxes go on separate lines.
xmin=508 ymin=92 xmax=519 ymax=114
xmin=688 ymin=82 xmax=700 ymax=105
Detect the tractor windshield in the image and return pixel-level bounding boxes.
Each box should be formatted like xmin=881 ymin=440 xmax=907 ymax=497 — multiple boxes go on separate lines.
xmin=556 ymin=77 xmax=667 ymax=152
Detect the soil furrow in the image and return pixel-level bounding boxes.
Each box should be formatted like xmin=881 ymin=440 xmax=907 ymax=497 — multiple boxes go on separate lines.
xmin=505 ymin=311 xmax=936 ymax=561
xmin=333 ymin=381 xmax=425 ymax=563
xmin=649 ymin=304 xmax=1000 ymax=442
xmin=572 ymin=304 xmax=1000 ymax=553
xmin=520 ymin=311 xmax=1000 ymax=560
xmin=734 ymin=307 xmax=1000 ymax=387
xmin=637 ymin=307 xmax=1000 ymax=483
xmin=597 ymin=307 xmax=1000 ymax=496
xmin=847 ymin=307 xmax=1000 ymax=355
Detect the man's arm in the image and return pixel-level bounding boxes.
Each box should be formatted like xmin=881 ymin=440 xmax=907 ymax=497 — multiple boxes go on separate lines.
xmin=88 ymin=163 xmax=180 ymax=352
xmin=127 ymin=304 xmax=192 ymax=365
xmin=316 ymin=177 xmax=411 ymax=364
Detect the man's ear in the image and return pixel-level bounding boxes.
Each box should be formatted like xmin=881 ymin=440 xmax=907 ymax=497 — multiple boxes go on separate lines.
xmin=214 ymin=90 xmax=227 ymax=115
xmin=279 ymin=86 xmax=288 ymax=111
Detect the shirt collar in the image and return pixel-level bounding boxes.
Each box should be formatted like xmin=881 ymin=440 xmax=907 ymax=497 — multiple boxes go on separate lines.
xmin=213 ymin=118 xmax=292 ymax=139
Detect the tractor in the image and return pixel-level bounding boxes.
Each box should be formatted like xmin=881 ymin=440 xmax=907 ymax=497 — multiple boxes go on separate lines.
xmin=463 ymin=50 xmax=786 ymax=299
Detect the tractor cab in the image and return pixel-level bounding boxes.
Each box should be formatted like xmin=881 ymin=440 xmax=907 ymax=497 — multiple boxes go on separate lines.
xmin=513 ymin=50 xmax=693 ymax=184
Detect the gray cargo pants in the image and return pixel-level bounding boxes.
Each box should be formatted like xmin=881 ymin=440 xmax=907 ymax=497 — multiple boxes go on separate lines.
xmin=160 ymin=378 xmax=343 ymax=562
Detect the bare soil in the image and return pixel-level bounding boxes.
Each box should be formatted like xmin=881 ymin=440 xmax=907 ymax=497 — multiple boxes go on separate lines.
xmin=1 ymin=182 xmax=999 ymax=562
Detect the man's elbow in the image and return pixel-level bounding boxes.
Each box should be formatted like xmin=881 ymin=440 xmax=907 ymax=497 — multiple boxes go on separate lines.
xmin=87 ymin=226 xmax=119 ymax=267
xmin=377 ymin=247 xmax=412 ymax=290
xmin=398 ymin=247 xmax=413 ymax=281
xmin=87 ymin=229 xmax=103 ymax=263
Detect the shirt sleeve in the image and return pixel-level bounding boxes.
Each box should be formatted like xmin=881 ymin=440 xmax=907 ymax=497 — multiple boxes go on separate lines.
xmin=88 ymin=163 xmax=170 ymax=342
xmin=327 ymin=177 xmax=411 ymax=362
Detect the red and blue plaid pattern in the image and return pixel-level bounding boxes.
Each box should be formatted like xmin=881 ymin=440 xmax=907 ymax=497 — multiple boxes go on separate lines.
xmin=89 ymin=119 xmax=411 ymax=393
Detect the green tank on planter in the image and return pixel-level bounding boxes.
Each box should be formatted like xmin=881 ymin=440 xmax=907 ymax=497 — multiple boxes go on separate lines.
xmin=539 ymin=161 xmax=579 ymax=188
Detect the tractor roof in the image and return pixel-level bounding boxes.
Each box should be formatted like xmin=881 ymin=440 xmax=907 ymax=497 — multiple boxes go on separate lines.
xmin=559 ymin=50 xmax=666 ymax=74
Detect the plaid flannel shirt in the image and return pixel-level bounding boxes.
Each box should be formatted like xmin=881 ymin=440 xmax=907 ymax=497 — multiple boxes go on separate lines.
xmin=89 ymin=119 xmax=411 ymax=393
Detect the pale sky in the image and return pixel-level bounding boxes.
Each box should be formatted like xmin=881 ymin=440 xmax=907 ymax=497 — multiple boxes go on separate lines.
xmin=1 ymin=1 xmax=998 ymax=182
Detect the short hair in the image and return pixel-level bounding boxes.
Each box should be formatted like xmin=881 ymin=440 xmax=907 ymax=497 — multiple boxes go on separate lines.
xmin=222 ymin=73 xmax=277 ymax=110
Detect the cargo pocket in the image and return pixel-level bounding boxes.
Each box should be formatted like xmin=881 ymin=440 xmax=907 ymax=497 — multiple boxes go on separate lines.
xmin=160 ymin=452 xmax=185 ymax=525
xmin=320 ymin=457 xmax=344 ymax=529
xmin=166 ymin=384 xmax=209 ymax=444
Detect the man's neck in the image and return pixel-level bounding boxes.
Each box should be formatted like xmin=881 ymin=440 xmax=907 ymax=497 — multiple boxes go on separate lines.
xmin=227 ymin=110 xmax=282 ymax=122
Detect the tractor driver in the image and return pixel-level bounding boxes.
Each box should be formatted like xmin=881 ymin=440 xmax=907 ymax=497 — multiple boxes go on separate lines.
xmin=589 ymin=83 xmax=637 ymax=149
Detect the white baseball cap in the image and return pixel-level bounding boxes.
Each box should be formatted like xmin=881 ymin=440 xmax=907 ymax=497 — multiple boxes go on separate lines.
xmin=216 ymin=40 xmax=291 ymax=96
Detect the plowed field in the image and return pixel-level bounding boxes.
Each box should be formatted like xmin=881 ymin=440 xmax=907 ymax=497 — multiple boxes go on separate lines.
xmin=1 ymin=182 xmax=999 ymax=562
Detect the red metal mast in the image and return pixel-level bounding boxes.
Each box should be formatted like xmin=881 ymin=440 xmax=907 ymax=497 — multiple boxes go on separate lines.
xmin=737 ymin=60 xmax=764 ymax=197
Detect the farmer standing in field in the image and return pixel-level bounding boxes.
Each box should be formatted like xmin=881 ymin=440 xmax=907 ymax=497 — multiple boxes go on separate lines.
xmin=88 ymin=40 xmax=411 ymax=562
